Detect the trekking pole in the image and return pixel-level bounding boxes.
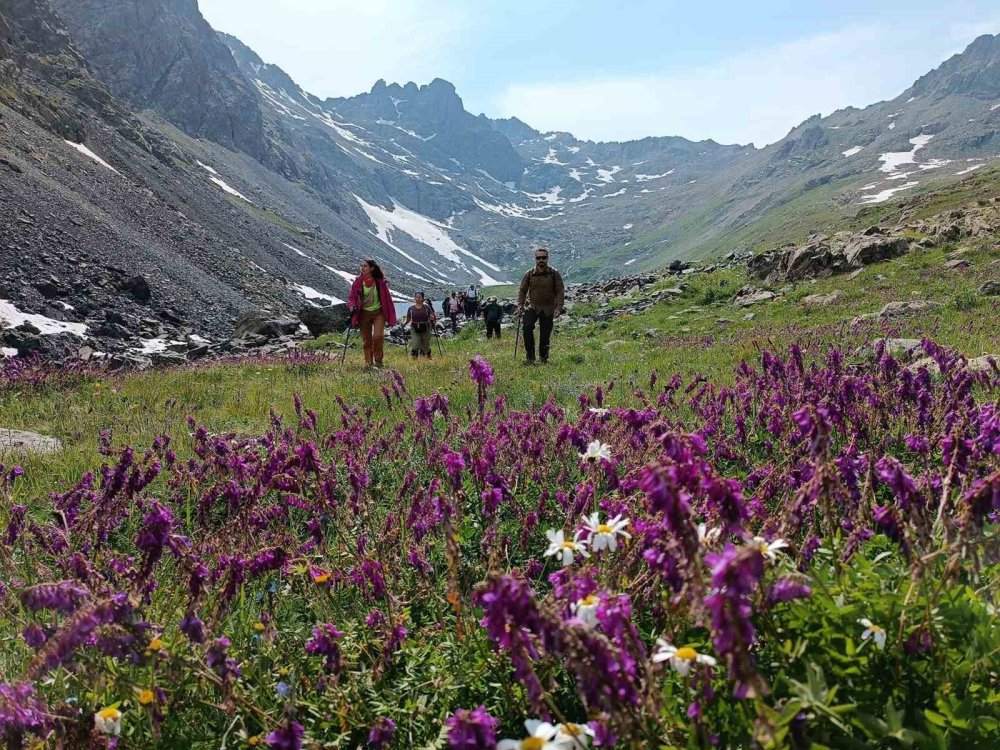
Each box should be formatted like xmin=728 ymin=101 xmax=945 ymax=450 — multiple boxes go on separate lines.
xmin=338 ymin=325 xmax=353 ymax=367
xmin=433 ymin=323 xmax=444 ymax=357
xmin=512 ymin=310 xmax=523 ymax=358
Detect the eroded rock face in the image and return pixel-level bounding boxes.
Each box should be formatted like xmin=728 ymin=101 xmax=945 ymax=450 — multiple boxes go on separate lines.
xmin=749 ymin=230 xmax=909 ymax=283
xmin=0 ymin=428 xmax=61 ymax=455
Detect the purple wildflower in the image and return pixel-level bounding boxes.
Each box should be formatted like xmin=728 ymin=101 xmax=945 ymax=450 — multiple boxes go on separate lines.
xmin=444 ymin=706 xmax=498 ymax=750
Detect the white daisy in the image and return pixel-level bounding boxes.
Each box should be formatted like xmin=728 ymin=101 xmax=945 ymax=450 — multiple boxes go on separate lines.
xmin=579 ymin=440 xmax=612 ymax=464
xmin=581 ymin=512 xmax=631 ymax=552
xmin=751 ymin=536 xmax=789 ymax=563
xmin=571 ymin=594 xmax=600 ymax=627
xmin=652 ymin=639 xmax=718 ymax=677
xmin=859 ymin=618 xmax=887 ymax=649
xmin=94 ymin=707 xmax=122 ymax=736
xmin=697 ymin=523 xmax=721 ymax=546
xmin=588 ymin=407 xmax=610 ymax=417
xmin=555 ymin=722 xmax=596 ymax=748
xmin=544 ymin=529 xmax=590 ymax=566
xmin=498 ymin=719 xmax=562 ymax=750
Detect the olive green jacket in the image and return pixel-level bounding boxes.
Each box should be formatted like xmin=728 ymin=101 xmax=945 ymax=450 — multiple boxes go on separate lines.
xmin=517 ymin=266 xmax=565 ymax=316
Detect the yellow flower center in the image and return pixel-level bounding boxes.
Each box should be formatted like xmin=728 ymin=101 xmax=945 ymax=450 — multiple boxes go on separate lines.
xmin=561 ymin=541 xmax=578 ymax=550
xmin=148 ymin=638 xmax=164 ymax=651
xmin=522 ymin=739 xmax=546 ymax=750
xmin=870 ymin=625 xmax=884 ymax=634
xmin=563 ymin=723 xmax=584 ymax=736
xmin=597 ymin=524 xmax=613 ymax=534
xmin=580 ymin=594 xmax=598 ymax=606
xmin=98 ymin=708 xmax=121 ymax=721
xmin=253 ymin=622 xmax=265 ymax=632
xmin=675 ymin=647 xmax=698 ymax=662
xmin=278 ymin=667 xmax=289 ymax=676
xmin=247 ymin=737 xmax=261 ymax=747
xmin=138 ymin=690 xmax=154 ymax=706
xmin=313 ymin=573 xmax=331 ymax=584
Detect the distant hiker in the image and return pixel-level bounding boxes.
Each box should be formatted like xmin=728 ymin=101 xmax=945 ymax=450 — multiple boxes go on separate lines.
xmin=448 ymin=292 xmax=462 ymax=332
xmin=348 ymin=259 xmax=397 ymax=368
xmin=402 ymin=291 xmax=437 ymax=359
xmin=517 ymin=246 xmax=564 ymax=364
xmin=481 ymin=296 xmax=503 ymax=340
xmin=466 ymin=283 xmax=479 ymax=318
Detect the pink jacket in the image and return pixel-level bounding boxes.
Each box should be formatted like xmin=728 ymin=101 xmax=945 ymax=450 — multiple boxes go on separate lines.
xmin=348 ymin=276 xmax=397 ymax=327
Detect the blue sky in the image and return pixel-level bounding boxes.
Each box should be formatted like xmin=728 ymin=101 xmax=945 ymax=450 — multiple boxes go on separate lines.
xmin=199 ymin=0 xmax=999 ymax=146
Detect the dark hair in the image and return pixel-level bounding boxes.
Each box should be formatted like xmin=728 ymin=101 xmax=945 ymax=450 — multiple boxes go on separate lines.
xmin=364 ymin=259 xmax=384 ymax=280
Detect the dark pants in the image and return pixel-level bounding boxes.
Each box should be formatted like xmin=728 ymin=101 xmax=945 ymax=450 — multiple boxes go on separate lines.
xmin=485 ymin=320 xmax=501 ymax=339
xmin=449 ymin=312 xmax=459 ymax=332
xmin=522 ymin=309 xmax=553 ymax=361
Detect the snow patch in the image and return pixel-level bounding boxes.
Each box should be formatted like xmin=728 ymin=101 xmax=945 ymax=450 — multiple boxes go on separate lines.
xmin=568 ymin=188 xmax=593 ymax=203
xmin=634 ymin=171 xmax=673 ymax=181
xmin=596 ymin=166 xmax=621 ymax=183
xmin=568 ymin=168 xmax=584 ymax=182
xmin=858 ymin=182 xmax=919 ymax=205
xmin=955 ymin=164 xmax=984 ymax=175
xmin=543 ymin=133 xmax=559 ymax=141
xmin=0 ymin=299 xmax=88 ymax=336
xmin=64 ymin=141 xmax=120 ymax=175
xmin=355 ymin=196 xmax=506 ymax=281
xmin=567 ymin=146 xmax=580 ymax=154
xmin=210 ymin=176 xmax=254 ymax=203
xmin=2 ymin=347 xmax=17 ymax=358
xmin=293 ymin=284 xmax=344 ymax=305
xmin=841 ymin=146 xmax=864 ymax=157
xmin=197 ymin=161 xmax=219 ymax=176
xmin=284 ymin=243 xmax=308 ymax=257
xmin=624 ymin=258 xmax=637 ymax=266
xmin=622 ymin=223 xmax=634 ymax=230
xmin=878 ymin=134 xmax=934 ymax=173
xmin=323 ymin=266 xmax=357 ymax=284
xmin=990 ymin=103 xmax=1000 ymax=111
xmin=603 ymin=188 xmax=627 ymax=198
xmin=888 ymin=122 xmax=896 ymax=130
xmin=540 ymin=149 xmax=568 ymax=166
xmin=524 ymin=186 xmax=564 ymax=205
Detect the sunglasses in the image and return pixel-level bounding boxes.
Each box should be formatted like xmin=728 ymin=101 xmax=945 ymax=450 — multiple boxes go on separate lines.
xmin=535 ymin=256 xmax=548 ymax=261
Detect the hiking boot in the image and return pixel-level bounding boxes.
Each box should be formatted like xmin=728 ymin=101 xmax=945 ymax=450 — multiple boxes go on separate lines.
xmin=375 ymin=358 xmax=383 ymax=368
xmin=523 ymin=358 xmax=537 ymax=366
xmin=540 ymin=357 xmax=548 ymax=364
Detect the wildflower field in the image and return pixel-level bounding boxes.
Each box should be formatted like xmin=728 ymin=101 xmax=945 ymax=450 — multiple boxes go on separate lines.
xmin=2 ymin=244 xmax=999 ymax=749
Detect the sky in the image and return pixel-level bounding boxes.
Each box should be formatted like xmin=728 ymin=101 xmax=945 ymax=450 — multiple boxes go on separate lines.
xmin=199 ymin=0 xmax=999 ymax=147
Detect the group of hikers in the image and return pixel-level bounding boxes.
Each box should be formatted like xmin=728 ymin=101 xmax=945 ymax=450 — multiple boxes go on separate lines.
xmin=346 ymin=247 xmax=565 ymax=367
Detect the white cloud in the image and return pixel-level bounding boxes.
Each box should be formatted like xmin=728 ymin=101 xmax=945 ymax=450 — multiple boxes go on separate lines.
xmin=491 ymin=23 xmax=998 ymax=147
xmin=199 ymin=0 xmax=469 ymax=99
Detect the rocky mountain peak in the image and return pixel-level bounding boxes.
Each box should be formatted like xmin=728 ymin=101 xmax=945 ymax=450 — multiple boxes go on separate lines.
xmin=908 ymin=33 xmax=1000 ymax=100
xmin=50 ymin=0 xmax=266 ymax=159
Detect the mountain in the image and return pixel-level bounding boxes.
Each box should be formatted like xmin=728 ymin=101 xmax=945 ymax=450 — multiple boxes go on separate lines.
xmin=2 ymin=0 xmax=999 ymax=357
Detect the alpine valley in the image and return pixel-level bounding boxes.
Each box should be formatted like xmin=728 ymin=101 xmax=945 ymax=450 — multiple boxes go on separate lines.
xmin=1 ymin=0 xmax=999 ymax=351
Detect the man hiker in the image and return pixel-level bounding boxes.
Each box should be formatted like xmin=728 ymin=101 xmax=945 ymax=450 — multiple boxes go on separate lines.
xmin=447 ymin=292 xmax=462 ymax=332
xmin=402 ymin=291 xmax=437 ymax=359
xmin=516 ymin=246 xmax=564 ymax=364
xmin=465 ymin=283 xmax=479 ymax=318
xmin=481 ymin=296 xmax=503 ymax=340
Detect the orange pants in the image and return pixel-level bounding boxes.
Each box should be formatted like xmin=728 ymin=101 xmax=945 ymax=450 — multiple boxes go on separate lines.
xmin=358 ymin=309 xmax=386 ymax=364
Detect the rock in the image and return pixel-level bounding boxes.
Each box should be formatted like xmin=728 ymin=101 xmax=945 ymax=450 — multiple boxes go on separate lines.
xmin=907 ymin=357 xmax=940 ymax=375
xmin=877 ymin=338 xmax=924 ymax=360
xmin=121 ymin=275 xmax=152 ymax=302
xmin=742 ymin=313 xmax=755 ymax=321
xmin=966 ymin=355 xmax=998 ymax=373
xmin=150 ymin=351 xmax=189 ymax=366
xmin=978 ymin=280 xmax=1000 ymax=296
xmin=235 ymin=312 xmax=300 ymax=340
xmin=842 ymin=236 xmax=909 ymax=267
xmin=298 ymin=304 xmax=352 ymax=337
xmin=0 ymin=428 xmax=62 ymax=455
xmin=732 ymin=286 xmax=777 ymax=307
xmin=602 ymin=340 xmax=628 ymax=350
xmin=854 ymin=300 xmax=938 ymax=324
xmin=943 ymin=258 xmax=970 ymax=270
xmin=801 ymin=290 xmax=844 ymax=307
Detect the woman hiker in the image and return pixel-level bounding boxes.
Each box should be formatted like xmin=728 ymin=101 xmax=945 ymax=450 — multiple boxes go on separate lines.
xmin=402 ymin=291 xmax=437 ymax=359
xmin=447 ymin=292 xmax=462 ymax=332
xmin=347 ymin=259 xmax=397 ymax=368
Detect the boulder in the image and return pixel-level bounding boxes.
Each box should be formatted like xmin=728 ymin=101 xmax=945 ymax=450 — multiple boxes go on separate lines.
xmin=733 ymin=286 xmax=777 ymax=307
xmin=235 ymin=312 xmax=300 ymax=340
xmin=0 ymin=428 xmax=62 ymax=455
xmin=842 ymin=236 xmax=909 ymax=267
xmin=121 ymin=275 xmax=151 ymax=302
xmin=801 ymin=290 xmax=844 ymax=307
xmin=298 ymin=304 xmax=353 ymax=337
xmin=877 ymin=338 xmax=923 ymax=360
xmin=978 ymin=280 xmax=1000 ymax=296
xmin=853 ymin=300 xmax=938 ymax=324
xmin=943 ymin=258 xmax=970 ymax=270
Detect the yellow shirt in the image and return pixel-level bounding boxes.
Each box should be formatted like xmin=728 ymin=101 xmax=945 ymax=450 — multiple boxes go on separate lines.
xmin=362 ymin=280 xmax=381 ymax=312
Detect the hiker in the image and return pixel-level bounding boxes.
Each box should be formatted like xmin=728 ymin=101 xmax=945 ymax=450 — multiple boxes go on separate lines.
xmin=481 ymin=296 xmax=503 ymax=340
xmin=447 ymin=292 xmax=462 ymax=332
xmin=402 ymin=291 xmax=437 ymax=359
xmin=347 ymin=259 xmax=397 ymax=368
xmin=516 ymin=246 xmax=565 ymax=364
xmin=465 ymin=283 xmax=479 ymax=318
